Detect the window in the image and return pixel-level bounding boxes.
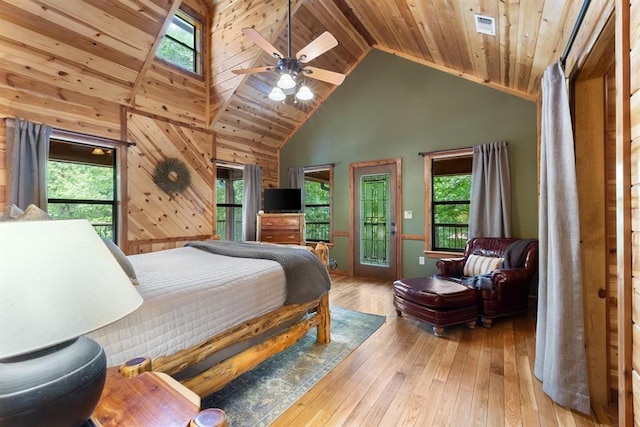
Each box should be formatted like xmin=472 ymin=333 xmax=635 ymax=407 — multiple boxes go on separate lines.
xmin=216 ymin=166 xmax=243 ymax=241
xmin=360 ymin=173 xmax=390 ymax=265
xmin=156 ymin=9 xmax=202 ymax=75
xmin=304 ymin=167 xmax=332 ymax=242
xmin=424 ymin=148 xmax=473 ymax=254
xmin=48 ymin=139 xmax=118 ymax=241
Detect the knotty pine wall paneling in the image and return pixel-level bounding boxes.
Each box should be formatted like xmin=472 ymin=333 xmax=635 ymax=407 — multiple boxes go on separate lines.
xmin=125 ymin=112 xmax=214 ymax=254
xmin=621 ymin=0 xmax=635 ymax=423
xmin=0 ymin=120 xmax=5 ymax=212
xmin=605 ymin=65 xmax=619 ymax=405
xmin=133 ymin=62 xmax=208 ymax=128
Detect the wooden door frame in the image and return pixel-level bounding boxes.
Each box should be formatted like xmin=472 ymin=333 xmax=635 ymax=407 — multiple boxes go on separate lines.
xmin=349 ymin=158 xmax=402 ymax=278
xmin=573 ymin=3 xmax=632 ymax=420
xmin=574 ymin=73 xmax=609 ymax=404
xmin=614 ymin=0 xmax=632 ymax=423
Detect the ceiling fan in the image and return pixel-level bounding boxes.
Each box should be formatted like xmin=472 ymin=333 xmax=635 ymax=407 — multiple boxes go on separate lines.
xmin=232 ymin=0 xmax=346 ymax=101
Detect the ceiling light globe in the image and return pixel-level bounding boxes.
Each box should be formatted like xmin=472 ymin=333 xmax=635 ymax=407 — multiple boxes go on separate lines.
xmin=277 ymin=73 xmax=296 ymax=89
xmin=296 ymin=85 xmax=313 ymax=101
xmin=268 ymin=87 xmax=286 ymax=101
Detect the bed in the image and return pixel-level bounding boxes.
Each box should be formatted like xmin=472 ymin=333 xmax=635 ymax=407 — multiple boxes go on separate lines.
xmin=89 ymin=240 xmax=331 ymax=397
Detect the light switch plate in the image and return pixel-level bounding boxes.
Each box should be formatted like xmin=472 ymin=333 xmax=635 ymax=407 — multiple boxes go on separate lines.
xmin=404 ymin=210 xmax=413 ymax=219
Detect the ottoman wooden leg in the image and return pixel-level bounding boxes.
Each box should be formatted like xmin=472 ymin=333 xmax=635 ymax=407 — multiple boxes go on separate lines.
xmin=433 ymin=326 xmax=444 ymax=337
xmin=466 ymin=320 xmax=477 ymax=329
xmin=480 ymin=317 xmax=493 ymax=328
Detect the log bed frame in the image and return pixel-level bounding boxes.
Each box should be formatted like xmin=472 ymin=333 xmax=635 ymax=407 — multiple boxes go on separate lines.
xmin=145 ymin=243 xmax=331 ymax=397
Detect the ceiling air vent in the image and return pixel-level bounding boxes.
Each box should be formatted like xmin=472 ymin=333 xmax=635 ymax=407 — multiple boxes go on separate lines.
xmin=474 ymin=14 xmax=496 ymax=36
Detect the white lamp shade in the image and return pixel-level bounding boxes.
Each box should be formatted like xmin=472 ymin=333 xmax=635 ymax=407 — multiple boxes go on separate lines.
xmin=296 ymin=85 xmax=313 ymax=100
xmin=276 ymin=72 xmax=296 ymax=89
xmin=0 ymin=219 xmax=143 ymax=359
xmin=268 ymin=86 xmax=286 ymax=101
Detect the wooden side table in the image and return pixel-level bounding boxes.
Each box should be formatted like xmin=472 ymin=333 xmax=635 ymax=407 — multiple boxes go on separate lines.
xmin=92 ymin=367 xmax=201 ymax=427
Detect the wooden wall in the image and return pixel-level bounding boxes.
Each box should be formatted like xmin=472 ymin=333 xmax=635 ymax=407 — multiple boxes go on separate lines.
xmin=605 ymin=65 xmax=618 ymax=405
xmin=629 ymin=0 xmax=640 ymax=422
xmin=0 ymin=0 xmax=283 ymax=253
xmin=0 ymin=121 xmax=5 ymax=211
xmin=125 ymin=112 xmax=214 ymax=252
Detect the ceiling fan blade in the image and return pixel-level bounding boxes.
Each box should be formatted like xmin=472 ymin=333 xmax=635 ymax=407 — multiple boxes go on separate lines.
xmin=303 ymin=66 xmax=346 ymax=85
xmin=232 ymin=66 xmax=275 ymax=75
xmin=242 ymin=28 xmax=284 ymax=59
xmin=296 ymin=32 xmax=338 ymax=63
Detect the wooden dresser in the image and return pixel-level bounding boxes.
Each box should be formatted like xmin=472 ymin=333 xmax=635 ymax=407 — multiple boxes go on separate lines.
xmin=257 ymin=213 xmax=305 ymax=245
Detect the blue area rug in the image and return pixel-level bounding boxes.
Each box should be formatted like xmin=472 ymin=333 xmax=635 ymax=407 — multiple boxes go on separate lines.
xmin=201 ymin=306 xmax=386 ymax=426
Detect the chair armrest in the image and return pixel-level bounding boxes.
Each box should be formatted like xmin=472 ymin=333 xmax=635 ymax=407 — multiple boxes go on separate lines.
xmin=491 ymin=268 xmax=532 ymax=284
xmin=490 ymin=268 xmax=533 ymax=300
xmin=436 ymin=257 xmax=465 ymax=277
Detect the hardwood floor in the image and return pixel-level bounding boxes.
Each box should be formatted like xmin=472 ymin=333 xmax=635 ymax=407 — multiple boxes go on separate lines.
xmin=272 ymin=274 xmax=618 ymax=427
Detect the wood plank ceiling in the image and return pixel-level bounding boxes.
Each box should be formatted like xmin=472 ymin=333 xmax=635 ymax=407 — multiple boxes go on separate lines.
xmin=1 ymin=0 xmax=588 ymax=148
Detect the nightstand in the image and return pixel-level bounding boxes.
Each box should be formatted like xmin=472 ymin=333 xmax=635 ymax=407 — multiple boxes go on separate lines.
xmin=92 ymin=366 xmax=226 ymax=427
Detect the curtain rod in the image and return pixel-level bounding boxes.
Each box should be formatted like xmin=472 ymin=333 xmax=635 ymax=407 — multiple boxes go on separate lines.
xmin=51 ymin=129 xmax=135 ymax=147
xmin=304 ymin=162 xmax=335 ymax=169
xmin=419 ymin=142 xmax=508 ymax=157
xmin=211 ymin=158 xmax=245 ymax=168
xmin=418 ymin=147 xmax=473 ymax=157
xmin=560 ymin=0 xmax=591 ymax=69
xmin=4 ymin=118 xmax=136 ymax=147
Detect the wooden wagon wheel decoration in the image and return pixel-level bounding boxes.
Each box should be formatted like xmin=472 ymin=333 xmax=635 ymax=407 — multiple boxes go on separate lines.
xmin=153 ymin=157 xmax=191 ymax=195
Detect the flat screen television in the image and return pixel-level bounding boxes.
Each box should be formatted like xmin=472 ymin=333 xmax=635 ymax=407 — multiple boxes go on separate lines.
xmin=263 ymin=188 xmax=302 ymax=213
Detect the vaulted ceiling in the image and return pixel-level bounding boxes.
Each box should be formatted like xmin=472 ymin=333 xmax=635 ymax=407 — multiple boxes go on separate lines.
xmin=1 ymin=0 xmax=604 ymax=148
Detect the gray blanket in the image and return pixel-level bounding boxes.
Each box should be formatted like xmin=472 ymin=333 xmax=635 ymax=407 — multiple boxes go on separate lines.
xmin=186 ymin=240 xmax=331 ymax=304
xmin=503 ymin=238 xmax=537 ymax=268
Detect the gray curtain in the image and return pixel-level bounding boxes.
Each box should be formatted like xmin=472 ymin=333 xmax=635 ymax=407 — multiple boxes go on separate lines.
xmin=535 ymin=61 xmax=590 ymax=414
xmin=242 ymin=164 xmax=262 ymax=241
xmin=468 ymin=141 xmax=511 ymax=238
xmin=6 ymin=117 xmax=52 ymax=210
xmin=287 ymin=166 xmax=305 ymax=211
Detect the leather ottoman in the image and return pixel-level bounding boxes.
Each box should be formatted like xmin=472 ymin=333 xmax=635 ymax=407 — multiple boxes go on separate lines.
xmin=393 ymin=276 xmax=478 ymax=337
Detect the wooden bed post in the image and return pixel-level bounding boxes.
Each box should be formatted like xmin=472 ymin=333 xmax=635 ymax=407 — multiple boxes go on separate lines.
xmin=317 ymin=292 xmax=330 ymax=344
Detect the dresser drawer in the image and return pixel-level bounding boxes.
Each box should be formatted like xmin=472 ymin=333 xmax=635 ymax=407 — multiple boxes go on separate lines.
xmin=260 ymin=231 xmax=301 ymax=243
xmin=260 ymin=216 xmax=301 ymax=230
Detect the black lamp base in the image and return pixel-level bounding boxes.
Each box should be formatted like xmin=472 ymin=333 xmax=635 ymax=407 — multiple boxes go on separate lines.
xmin=0 ymin=336 xmax=106 ymax=427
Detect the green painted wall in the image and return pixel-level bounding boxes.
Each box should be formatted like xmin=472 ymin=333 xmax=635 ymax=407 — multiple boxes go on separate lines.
xmin=280 ymin=49 xmax=538 ymax=279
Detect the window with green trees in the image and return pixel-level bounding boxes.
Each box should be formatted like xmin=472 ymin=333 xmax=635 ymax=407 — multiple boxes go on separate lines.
xmin=48 ymin=140 xmax=117 ymax=241
xmin=156 ymin=9 xmax=202 ymax=74
xmin=304 ymin=168 xmax=332 ymax=242
xmin=216 ymin=167 xmax=243 ymax=241
xmin=424 ymin=149 xmax=473 ymax=253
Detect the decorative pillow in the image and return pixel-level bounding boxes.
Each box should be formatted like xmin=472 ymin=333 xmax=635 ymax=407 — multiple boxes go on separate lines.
xmin=18 ymin=204 xmax=52 ymax=221
xmin=0 ymin=204 xmax=25 ymax=221
xmin=0 ymin=204 xmax=52 ymax=221
xmin=463 ymin=254 xmax=504 ymax=276
xmin=101 ymin=238 xmax=139 ymax=285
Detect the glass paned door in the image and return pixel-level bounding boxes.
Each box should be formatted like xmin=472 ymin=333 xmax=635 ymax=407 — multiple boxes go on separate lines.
xmin=352 ymin=161 xmax=399 ymax=280
xmin=360 ymin=174 xmax=390 ymax=266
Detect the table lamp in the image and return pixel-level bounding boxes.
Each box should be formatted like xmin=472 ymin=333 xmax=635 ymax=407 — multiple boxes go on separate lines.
xmin=0 ymin=219 xmax=143 ymax=426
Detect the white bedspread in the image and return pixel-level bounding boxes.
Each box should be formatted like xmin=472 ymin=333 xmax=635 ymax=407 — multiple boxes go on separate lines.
xmin=89 ymin=246 xmax=287 ymax=366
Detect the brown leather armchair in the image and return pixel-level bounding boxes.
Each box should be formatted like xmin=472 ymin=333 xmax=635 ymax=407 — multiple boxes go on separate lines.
xmin=435 ymin=237 xmax=538 ymax=327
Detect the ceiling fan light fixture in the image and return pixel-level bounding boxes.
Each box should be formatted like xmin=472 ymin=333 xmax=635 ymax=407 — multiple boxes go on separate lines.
xmin=276 ymin=72 xmax=297 ymax=89
xmin=268 ymin=86 xmax=286 ymax=101
xmin=232 ymin=0 xmax=345 ymax=101
xmin=296 ymin=85 xmax=313 ymax=100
